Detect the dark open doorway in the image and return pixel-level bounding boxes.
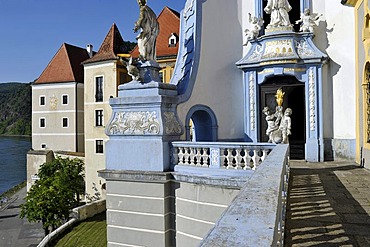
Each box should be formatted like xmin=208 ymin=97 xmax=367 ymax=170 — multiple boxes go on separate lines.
xmin=259 ymin=76 xmax=305 ymax=159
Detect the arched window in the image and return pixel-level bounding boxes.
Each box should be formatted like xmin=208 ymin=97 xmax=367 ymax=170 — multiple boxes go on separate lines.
xmin=185 ymin=105 xmax=218 ymax=142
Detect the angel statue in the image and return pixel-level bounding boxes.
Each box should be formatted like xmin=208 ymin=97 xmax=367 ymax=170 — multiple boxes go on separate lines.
xmin=134 ymin=0 xmax=160 ymax=61
xmin=244 ymin=13 xmax=264 ymax=42
xmin=295 ymin=8 xmax=322 ymax=33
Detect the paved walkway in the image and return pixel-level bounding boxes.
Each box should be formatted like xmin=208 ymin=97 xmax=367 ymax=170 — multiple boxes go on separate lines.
xmin=0 ymin=187 xmax=44 ymax=247
xmin=285 ymin=161 xmax=370 ymax=247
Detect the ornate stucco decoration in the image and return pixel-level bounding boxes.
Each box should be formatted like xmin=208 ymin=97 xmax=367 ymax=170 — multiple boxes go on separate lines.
xmin=262 ymin=40 xmax=294 ymax=59
xmin=50 ymin=94 xmax=57 ymax=110
xmin=107 ymin=111 xmax=160 ymax=135
xmin=163 ymin=112 xmax=182 ymax=135
xmin=249 ymin=44 xmax=263 ymax=61
xmin=295 ymin=40 xmax=315 ymax=57
xmin=308 ymin=68 xmax=316 ymax=131
xmin=237 ymin=32 xmax=327 ymax=69
xmin=249 ymin=73 xmax=256 ymax=130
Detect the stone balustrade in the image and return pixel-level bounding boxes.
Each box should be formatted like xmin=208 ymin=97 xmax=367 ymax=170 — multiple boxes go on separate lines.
xmin=199 ymin=144 xmax=290 ymax=246
xmin=172 ymin=142 xmax=275 ymax=170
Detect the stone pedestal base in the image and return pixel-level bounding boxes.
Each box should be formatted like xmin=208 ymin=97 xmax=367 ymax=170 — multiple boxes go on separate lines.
xmin=105 ymin=78 xmax=183 ymax=172
xmin=99 ymin=171 xmax=175 ymax=247
xmin=305 ymin=139 xmax=320 ymax=162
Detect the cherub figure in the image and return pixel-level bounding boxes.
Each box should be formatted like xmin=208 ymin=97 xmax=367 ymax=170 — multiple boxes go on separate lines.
xmin=279 ymin=108 xmax=292 ymax=144
xmin=244 ymin=13 xmax=264 ymax=43
xmin=295 ymin=8 xmax=322 ymax=33
xmin=262 ymin=106 xmax=280 ymax=143
xmin=126 ymin=57 xmax=141 ymax=81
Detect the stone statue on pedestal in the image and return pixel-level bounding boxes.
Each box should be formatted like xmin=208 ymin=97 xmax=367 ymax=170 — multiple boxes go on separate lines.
xmin=263 ymin=89 xmax=292 ymax=144
xmin=264 ymin=0 xmax=292 ymax=29
xmin=125 ymin=0 xmax=161 ymax=83
xmin=134 ymin=0 xmax=160 ymax=62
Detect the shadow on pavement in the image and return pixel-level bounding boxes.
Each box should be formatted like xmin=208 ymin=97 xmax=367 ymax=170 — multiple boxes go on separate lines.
xmin=0 ymin=213 xmax=18 ymax=219
xmin=285 ymin=162 xmax=370 ymax=246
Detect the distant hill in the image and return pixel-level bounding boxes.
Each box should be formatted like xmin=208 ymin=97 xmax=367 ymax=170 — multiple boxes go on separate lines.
xmin=0 ymin=83 xmax=31 ymax=136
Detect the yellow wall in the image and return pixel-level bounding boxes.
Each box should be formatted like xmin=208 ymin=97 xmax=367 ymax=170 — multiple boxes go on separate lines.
xmin=84 ymin=60 xmax=128 ymax=199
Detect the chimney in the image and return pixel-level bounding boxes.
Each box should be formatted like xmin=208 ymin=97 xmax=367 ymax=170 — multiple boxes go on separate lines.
xmin=87 ymin=44 xmax=93 ymax=58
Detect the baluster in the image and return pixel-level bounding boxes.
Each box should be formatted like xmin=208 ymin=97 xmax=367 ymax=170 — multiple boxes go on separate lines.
xmin=240 ymin=148 xmax=247 ymax=170
xmin=189 ymin=147 xmax=195 ymax=165
xmin=220 ymin=148 xmax=227 ymax=168
xmin=183 ymin=147 xmax=190 ymax=165
xmin=234 ymin=148 xmax=243 ymax=169
xmin=261 ymin=149 xmax=268 ymax=161
xmin=178 ymin=147 xmax=185 ymax=165
xmin=195 ymin=147 xmax=202 ymax=166
xmin=226 ymin=148 xmax=234 ymax=169
xmin=172 ymin=147 xmax=179 ymax=165
xmin=245 ymin=149 xmax=252 ymax=169
xmin=251 ymin=149 xmax=259 ymax=170
xmin=201 ymin=148 xmax=209 ymax=167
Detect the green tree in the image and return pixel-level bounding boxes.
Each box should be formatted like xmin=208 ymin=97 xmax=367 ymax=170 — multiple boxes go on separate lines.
xmin=20 ymin=157 xmax=85 ymax=235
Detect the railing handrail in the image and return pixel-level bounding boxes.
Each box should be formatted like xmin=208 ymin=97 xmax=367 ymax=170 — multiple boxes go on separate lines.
xmin=172 ymin=141 xmax=276 ymax=171
xmin=172 ymin=141 xmax=276 ymax=149
xmin=199 ymin=144 xmax=289 ymax=247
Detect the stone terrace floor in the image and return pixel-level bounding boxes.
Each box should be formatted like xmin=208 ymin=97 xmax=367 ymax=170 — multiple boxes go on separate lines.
xmin=285 ymin=161 xmax=370 ymax=247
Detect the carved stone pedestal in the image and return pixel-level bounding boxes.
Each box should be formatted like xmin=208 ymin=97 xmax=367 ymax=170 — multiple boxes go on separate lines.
xmin=105 ymin=81 xmax=183 ymax=172
xmin=136 ymin=60 xmax=161 ymax=83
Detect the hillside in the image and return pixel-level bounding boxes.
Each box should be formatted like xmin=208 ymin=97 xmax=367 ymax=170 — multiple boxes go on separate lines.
xmin=0 ymin=83 xmax=31 ymax=136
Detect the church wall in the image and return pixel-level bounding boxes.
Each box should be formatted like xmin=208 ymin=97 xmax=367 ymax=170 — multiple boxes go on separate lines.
xmin=177 ymin=0 xmax=245 ymax=141
xmin=315 ymin=0 xmax=356 ymax=159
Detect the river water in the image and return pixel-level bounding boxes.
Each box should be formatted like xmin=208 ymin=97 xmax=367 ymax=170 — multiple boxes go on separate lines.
xmin=0 ymin=136 xmax=31 ymax=195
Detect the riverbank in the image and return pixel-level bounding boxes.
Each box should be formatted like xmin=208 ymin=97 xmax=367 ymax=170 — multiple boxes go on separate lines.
xmin=0 ymin=180 xmax=26 ymax=198
xmin=0 ymin=134 xmax=31 ymax=137
xmin=0 ymin=181 xmax=26 ymax=209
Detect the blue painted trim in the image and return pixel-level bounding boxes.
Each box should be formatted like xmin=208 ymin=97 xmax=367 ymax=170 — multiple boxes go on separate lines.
xmin=255 ymin=0 xmax=263 ymax=17
xmin=185 ymin=104 xmax=218 ymax=141
xmin=301 ymin=0 xmax=310 ymax=11
xmin=170 ymin=0 xmax=204 ymax=104
xmin=318 ymin=66 xmax=324 ymax=161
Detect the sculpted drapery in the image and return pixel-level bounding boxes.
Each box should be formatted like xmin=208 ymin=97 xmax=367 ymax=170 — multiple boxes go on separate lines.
xmin=264 ymin=0 xmax=292 ymax=28
xmin=134 ymin=0 xmax=159 ymax=61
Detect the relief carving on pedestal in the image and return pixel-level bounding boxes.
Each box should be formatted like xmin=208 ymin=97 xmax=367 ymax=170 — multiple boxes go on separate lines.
xmin=107 ymin=111 xmax=160 ymax=135
xmin=163 ymin=112 xmax=182 ymax=135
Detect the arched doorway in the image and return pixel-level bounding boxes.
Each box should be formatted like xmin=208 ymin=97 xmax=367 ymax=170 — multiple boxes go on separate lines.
xmin=185 ymin=105 xmax=218 ymax=142
xmin=259 ymin=75 xmax=306 ymax=159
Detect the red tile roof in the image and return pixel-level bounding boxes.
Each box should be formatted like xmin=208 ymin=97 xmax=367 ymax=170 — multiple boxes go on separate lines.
xmin=83 ymin=23 xmax=128 ymax=64
xmin=131 ymin=6 xmax=180 ymax=59
xmin=35 ymin=43 xmax=90 ymax=84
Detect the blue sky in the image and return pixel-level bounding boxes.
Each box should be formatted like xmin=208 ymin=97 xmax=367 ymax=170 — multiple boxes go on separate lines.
xmin=0 ymin=0 xmax=185 ymax=83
